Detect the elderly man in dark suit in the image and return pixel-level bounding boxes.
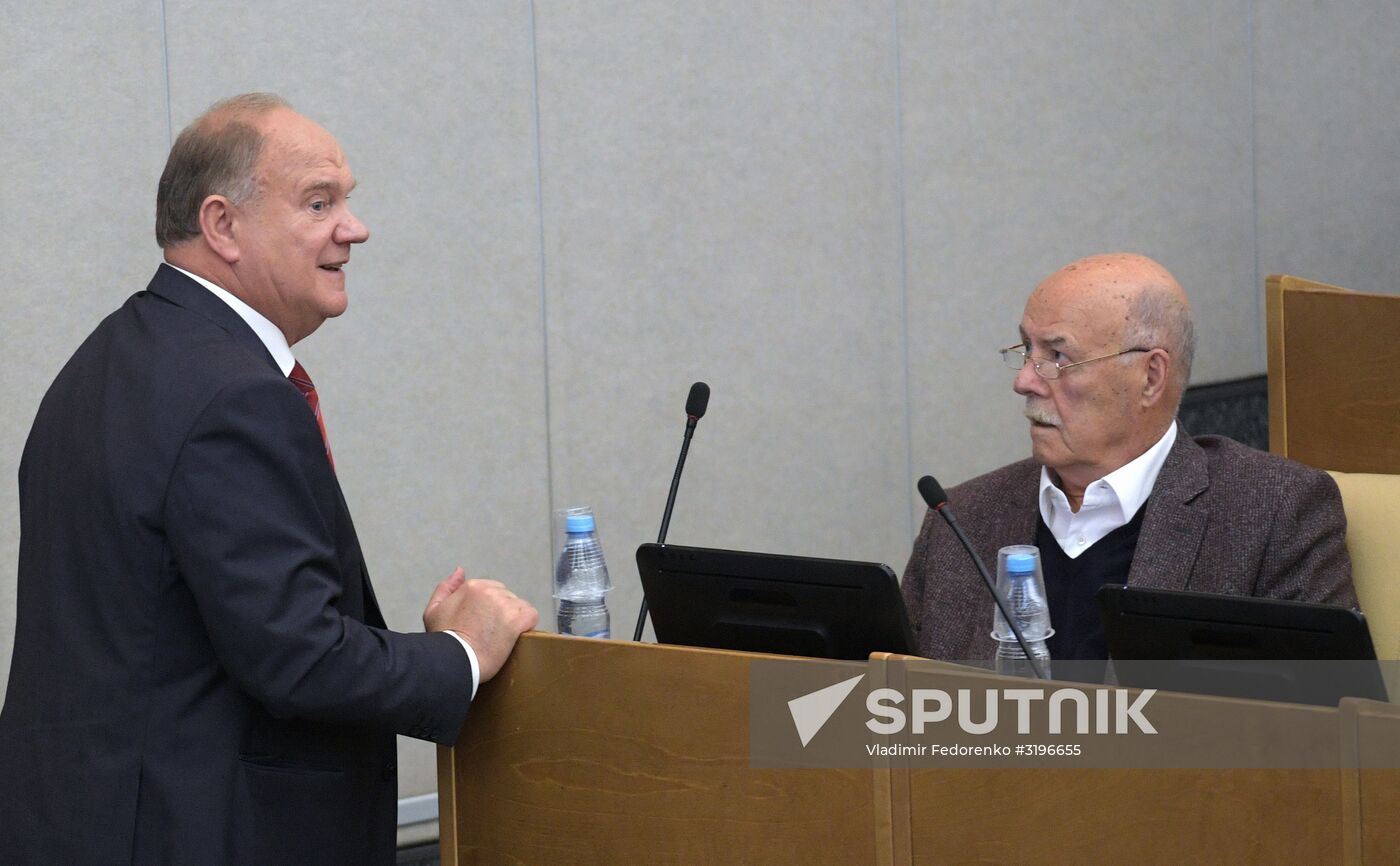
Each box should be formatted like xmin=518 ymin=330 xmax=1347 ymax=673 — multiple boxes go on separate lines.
xmin=901 ymin=253 xmax=1354 ymax=662
xmin=0 ymin=94 xmax=538 ymax=865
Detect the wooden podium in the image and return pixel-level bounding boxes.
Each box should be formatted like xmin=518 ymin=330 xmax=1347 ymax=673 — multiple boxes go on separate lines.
xmin=439 ymin=633 xmax=1400 ymax=865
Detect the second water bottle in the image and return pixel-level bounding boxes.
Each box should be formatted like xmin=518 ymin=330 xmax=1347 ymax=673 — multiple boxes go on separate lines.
xmin=992 ymin=546 xmax=1053 ymax=678
xmin=554 ymin=511 xmax=612 ymax=639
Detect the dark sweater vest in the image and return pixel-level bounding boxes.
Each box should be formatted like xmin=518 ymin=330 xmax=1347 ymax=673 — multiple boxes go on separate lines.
xmin=1039 ymin=502 xmax=1147 ymax=661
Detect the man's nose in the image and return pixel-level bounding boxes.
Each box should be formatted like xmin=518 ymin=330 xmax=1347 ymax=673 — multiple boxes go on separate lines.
xmin=1012 ymin=357 xmax=1046 ymax=397
xmin=336 ymin=208 xmax=370 ymax=244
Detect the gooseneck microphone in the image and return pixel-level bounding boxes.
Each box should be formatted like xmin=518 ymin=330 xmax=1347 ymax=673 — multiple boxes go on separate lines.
xmin=633 ymin=382 xmax=710 ymax=641
xmin=917 ymin=475 xmax=1046 ymax=679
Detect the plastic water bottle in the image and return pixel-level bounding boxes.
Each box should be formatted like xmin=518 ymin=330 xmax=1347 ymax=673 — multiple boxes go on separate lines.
xmin=554 ymin=512 xmax=612 ymax=638
xmin=992 ymin=547 xmax=1053 ymax=678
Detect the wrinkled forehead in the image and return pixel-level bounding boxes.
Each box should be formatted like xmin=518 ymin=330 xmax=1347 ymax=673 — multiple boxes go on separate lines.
xmin=254 ymin=109 xmax=350 ymax=182
xmin=1020 ymin=267 xmax=1132 ymax=350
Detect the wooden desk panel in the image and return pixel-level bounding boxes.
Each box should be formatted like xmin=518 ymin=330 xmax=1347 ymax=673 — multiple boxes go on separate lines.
xmin=440 ymin=637 xmax=1400 ymax=865
xmin=439 ymin=634 xmax=879 ymax=865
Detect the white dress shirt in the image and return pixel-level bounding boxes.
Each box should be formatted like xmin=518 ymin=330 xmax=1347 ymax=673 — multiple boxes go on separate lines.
xmin=169 ymin=263 xmax=479 ymax=698
xmin=1038 ymin=421 xmax=1177 ymax=560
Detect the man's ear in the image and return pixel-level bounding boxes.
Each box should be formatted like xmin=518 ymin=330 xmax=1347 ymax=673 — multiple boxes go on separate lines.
xmin=198 ymin=195 xmax=240 ymax=264
xmin=1141 ymin=348 xmax=1171 ymax=407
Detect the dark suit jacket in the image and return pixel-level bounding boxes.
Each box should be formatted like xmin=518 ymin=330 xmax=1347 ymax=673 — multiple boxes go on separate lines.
xmin=901 ymin=432 xmax=1356 ymax=660
xmin=0 ymin=265 xmax=474 ymax=865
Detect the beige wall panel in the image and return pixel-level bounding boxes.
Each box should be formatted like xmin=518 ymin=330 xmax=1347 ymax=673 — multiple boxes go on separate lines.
xmin=1255 ymin=2 xmax=1400 ymax=295
xmin=0 ymin=1 xmax=168 ymax=710
xmin=899 ymin=1 xmax=1255 ymax=500
xmin=533 ymin=0 xmax=911 ymax=643
xmin=163 ymin=2 xmax=546 ymax=799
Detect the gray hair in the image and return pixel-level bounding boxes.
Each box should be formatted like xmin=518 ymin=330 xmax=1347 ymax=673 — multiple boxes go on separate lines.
xmin=155 ymin=92 xmax=291 ymax=248
xmin=1124 ymin=286 xmax=1196 ymax=394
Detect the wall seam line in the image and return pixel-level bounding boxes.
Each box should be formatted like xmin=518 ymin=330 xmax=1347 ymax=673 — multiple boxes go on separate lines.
xmin=892 ymin=0 xmax=916 ymax=544
xmin=1249 ymin=0 xmax=1264 ymax=372
xmin=160 ymin=0 xmax=173 ymax=147
xmin=528 ymin=0 xmax=557 ymax=571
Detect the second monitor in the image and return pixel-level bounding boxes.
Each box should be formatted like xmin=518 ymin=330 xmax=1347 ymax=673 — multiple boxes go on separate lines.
xmin=635 ymin=543 xmax=916 ymax=661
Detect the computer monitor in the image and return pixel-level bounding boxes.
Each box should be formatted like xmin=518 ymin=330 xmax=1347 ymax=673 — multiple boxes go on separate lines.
xmin=635 ymin=543 xmax=916 ymax=660
xmin=1098 ymin=585 xmax=1387 ymax=706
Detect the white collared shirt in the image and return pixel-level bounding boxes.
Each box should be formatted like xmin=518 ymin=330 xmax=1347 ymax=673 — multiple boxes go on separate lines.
xmin=168 ymin=262 xmax=480 ymax=699
xmin=1038 ymin=421 xmax=1178 ymax=560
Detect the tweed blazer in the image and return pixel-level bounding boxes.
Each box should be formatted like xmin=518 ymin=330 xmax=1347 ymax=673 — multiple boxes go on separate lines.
xmin=900 ymin=432 xmax=1356 ymax=661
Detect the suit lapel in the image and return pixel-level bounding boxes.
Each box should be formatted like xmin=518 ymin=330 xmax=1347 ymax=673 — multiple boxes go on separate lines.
xmin=332 ymin=481 xmax=386 ymax=628
xmin=144 ymin=264 xmax=282 ymax=375
xmin=149 ymin=265 xmax=384 ymax=625
xmin=1001 ymin=464 xmax=1042 ymax=550
xmin=1127 ymin=430 xmax=1209 ymax=591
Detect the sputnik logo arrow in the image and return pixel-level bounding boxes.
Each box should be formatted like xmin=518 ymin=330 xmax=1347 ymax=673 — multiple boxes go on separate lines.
xmin=787 ymin=674 xmax=865 ymax=747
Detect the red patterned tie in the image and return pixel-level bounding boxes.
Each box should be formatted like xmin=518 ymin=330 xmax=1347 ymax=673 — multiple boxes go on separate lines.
xmin=288 ymin=361 xmax=335 ymax=471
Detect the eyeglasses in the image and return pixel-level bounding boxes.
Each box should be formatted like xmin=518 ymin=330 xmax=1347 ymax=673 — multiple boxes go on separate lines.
xmin=1000 ymin=343 xmax=1155 ymax=380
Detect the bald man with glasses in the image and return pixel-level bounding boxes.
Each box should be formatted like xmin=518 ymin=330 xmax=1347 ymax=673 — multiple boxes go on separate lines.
xmin=901 ymin=253 xmax=1354 ymax=662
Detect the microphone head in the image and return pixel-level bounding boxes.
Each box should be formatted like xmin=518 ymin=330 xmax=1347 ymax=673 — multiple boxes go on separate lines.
xmin=686 ymin=382 xmax=710 ymax=419
xmin=917 ymin=475 xmax=948 ymax=510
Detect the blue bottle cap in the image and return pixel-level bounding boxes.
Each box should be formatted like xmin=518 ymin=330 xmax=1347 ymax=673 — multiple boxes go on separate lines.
xmin=1006 ymin=552 xmax=1037 ymax=574
xmin=565 ymin=513 xmax=595 ymax=533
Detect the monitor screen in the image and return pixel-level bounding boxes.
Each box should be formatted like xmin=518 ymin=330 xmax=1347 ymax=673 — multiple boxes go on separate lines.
xmin=635 ymin=543 xmax=916 ymax=660
xmin=1098 ymin=585 xmax=1387 ymax=706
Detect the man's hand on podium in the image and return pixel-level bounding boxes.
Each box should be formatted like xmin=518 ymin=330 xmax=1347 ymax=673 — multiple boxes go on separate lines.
xmin=424 ymin=568 xmax=539 ymax=683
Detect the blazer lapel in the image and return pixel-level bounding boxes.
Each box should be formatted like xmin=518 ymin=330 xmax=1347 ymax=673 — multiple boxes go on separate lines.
xmin=1002 ymin=464 xmax=1042 ymax=550
xmin=332 ymin=481 xmax=386 ymax=629
xmin=148 ymin=264 xmax=381 ymax=623
xmin=1127 ymin=429 xmax=1209 ymax=591
xmin=963 ymin=459 xmax=1041 ymax=569
xmin=144 ymin=264 xmax=282 ymax=375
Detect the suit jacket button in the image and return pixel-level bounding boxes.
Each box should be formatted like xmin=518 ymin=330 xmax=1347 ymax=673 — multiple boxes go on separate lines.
xmin=382 ymin=761 xmax=396 ymax=781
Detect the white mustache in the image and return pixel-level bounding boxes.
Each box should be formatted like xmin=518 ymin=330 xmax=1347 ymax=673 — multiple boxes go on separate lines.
xmin=1024 ymin=402 xmax=1061 ymax=427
